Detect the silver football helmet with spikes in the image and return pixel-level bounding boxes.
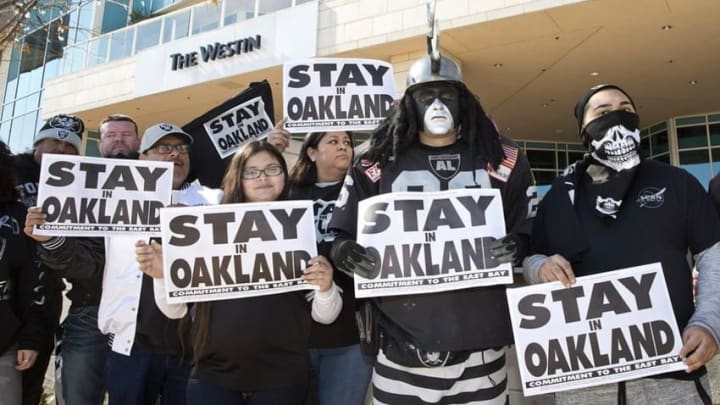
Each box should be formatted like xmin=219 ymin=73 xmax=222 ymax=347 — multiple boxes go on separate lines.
xmin=405 ymin=0 xmax=463 ymax=89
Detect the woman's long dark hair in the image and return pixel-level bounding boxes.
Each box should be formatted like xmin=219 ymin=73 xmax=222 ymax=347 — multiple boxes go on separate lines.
xmin=366 ymin=81 xmax=504 ymax=171
xmin=0 ymin=140 xmax=19 ymax=202
xmin=288 ymin=131 xmax=354 ymax=188
xmin=189 ymin=140 xmax=289 ymax=365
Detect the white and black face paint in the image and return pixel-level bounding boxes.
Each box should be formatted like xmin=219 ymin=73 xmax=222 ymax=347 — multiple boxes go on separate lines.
xmin=583 ymin=110 xmax=641 ymax=172
xmin=423 ymin=99 xmax=455 ymax=136
xmin=412 ymin=84 xmax=460 ymax=136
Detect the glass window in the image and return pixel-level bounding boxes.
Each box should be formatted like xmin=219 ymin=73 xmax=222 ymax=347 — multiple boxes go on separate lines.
xmin=258 ymin=0 xmax=291 ymax=15
xmin=14 ymin=92 xmax=41 ymax=116
xmin=151 ymin=0 xmax=180 ymax=12
xmin=87 ymin=36 xmax=110 ymax=67
xmin=710 ymin=148 xmax=720 ymax=176
xmin=109 ymin=28 xmax=135 ymax=61
xmin=712 ymin=148 xmax=720 ymax=176
xmin=532 ymin=170 xmax=556 ymax=186
xmin=43 ymin=54 xmax=62 ymax=81
xmin=526 ymin=149 xmax=556 ymax=170
xmin=71 ymin=2 xmax=97 ymax=44
xmin=567 ymin=151 xmax=585 ymax=165
xmin=19 ymin=28 xmax=49 ymax=76
xmin=9 ymin=112 xmax=39 ymax=153
xmin=162 ymin=10 xmax=190 ymax=42
xmin=650 ymin=122 xmax=667 ymax=133
xmin=224 ymin=0 xmax=255 ymax=25
xmin=524 ymin=141 xmax=555 ymax=150
xmin=62 ymin=45 xmax=87 ymax=74
xmin=2 ymin=103 xmax=14 ymax=122
xmin=650 ymin=130 xmax=669 ymax=155
xmin=6 ymin=43 xmax=22 ymax=83
xmin=135 ymin=19 xmax=161 ymax=52
xmin=676 ymin=125 xmax=708 ymax=149
xmin=0 ymin=121 xmax=10 ymax=146
xmin=679 ymin=149 xmax=711 ymax=188
xmin=295 ymin=0 xmax=314 ymax=4
xmin=557 ymin=151 xmax=567 ymax=169
xmin=102 ymin=1 xmax=130 ymax=33
xmin=676 ymin=116 xmax=706 ymax=126
xmin=709 ymin=123 xmax=720 ymax=146
xmin=85 ymin=139 xmax=101 ymax=156
xmin=654 ymin=153 xmax=670 ymax=164
xmin=4 ymin=80 xmax=17 ymax=104
xmin=191 ymin=3 xmax=220 ymax=35
xmin=640 ymin=136 xmax=651 ymax=158
xmin=17 ymin=67 xmax=45 ymax=99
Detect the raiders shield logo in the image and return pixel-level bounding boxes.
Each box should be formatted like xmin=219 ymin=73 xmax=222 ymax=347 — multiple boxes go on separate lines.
xmin=428 ymin=154 xmax=460 ymax=180
xmin=159 ymin=123 xmax=174 ymax=131
xmin=57 ymin=129 xmax=70 ymax=140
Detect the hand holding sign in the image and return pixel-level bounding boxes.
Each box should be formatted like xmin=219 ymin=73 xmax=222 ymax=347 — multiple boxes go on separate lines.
xmin=331 ymin=239 xmax=376 ymax=278
xmin=538 ymin=254 xmax=576 ymax=288
xmin=135 ymin=240 xmax=164 ymax=279
xmin=24 ymin=206 xmax=51 ymax=243
xmin=680 ymin=325 xmax=719 ymax=372
xmin=303 ymin=255 xmax=334 ymax=292
xmin=266 ymin=118 xmax=290 ymax=153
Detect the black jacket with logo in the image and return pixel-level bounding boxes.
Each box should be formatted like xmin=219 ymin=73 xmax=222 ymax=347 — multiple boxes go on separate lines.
xmin=0 ymin=200 xmax=48 ymax=355
xmin=329 ymin=136 xmax=535 ymax=351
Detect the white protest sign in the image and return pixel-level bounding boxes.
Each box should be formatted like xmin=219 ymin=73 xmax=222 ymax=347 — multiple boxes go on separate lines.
xmin=283 ymin=58 xmax=396 ymax=133
xmin=36 ymin=154 xmax=173 ymax=237
xmin=160 ymin=200 xmax=317 ymax=303
xmin=507 ymin=263 xmax=685 ymax=396
xmin=354 ymin=188 xmax=512 ymax=298
xmin=201 ymin=96 xmax=274 ymax=159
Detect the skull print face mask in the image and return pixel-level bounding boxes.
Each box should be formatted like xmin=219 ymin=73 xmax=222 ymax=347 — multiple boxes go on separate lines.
xmin=582 ymin=110 xmax=641 ymax=172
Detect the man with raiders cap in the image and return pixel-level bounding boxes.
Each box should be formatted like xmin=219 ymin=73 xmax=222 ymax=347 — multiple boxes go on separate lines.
xmin=327 ymin=3 xmax=535 ymax=403
xmin=524 ymin=84 xmax=720 ymax=404
xmin=12 ymin=114 xmax=83 ymax=405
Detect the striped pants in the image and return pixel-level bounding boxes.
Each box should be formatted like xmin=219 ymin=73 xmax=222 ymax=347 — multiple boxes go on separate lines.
xmin=372 ymin=347 xmax=508 ymax=404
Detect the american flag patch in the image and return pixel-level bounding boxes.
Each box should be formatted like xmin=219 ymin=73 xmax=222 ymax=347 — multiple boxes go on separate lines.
xmin=501 ymin=145 xmax=518 ymax=170
xmin=487 ymin=145 xmax=519 ymax=183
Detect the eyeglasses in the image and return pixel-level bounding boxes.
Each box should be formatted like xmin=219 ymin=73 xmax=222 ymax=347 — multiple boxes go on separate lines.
xmin=242 ymin=164 xmax=284 ymax=179
xmin=154 ymin=143 xmax=190 ymax=154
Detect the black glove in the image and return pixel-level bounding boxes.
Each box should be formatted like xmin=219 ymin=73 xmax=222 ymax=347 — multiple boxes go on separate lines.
xmin=330 ymin=240 xmax=376 ymax=278
xmin=489 ymin=233 xmax=529 ymax=267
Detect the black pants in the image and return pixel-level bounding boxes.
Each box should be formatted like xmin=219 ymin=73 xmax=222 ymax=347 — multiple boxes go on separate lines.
xmin=22 ymin=288 xmax=62 ymax=405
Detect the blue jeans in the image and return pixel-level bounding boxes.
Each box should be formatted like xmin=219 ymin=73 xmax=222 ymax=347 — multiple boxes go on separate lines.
xmin=186 ymin=377 xmax=306 ymax=405
xmin=105 ymin=341 xmax=190 ymax=405
xmin=60 ymin=306 xmax=108 ymax=405
xmin=308 ymin=344 xmax=373 ymax=405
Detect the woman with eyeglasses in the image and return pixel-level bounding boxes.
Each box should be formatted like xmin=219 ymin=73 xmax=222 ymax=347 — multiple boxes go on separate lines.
xmin=135 ymin=140 xmax=342 ymax=404
xmin=287 ymin=131 xmax=373 ymax=405
xmin=0 ymin=140 xmax=48 ymax=405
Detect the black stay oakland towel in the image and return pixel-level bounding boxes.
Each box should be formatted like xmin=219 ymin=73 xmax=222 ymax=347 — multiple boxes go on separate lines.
xmin=183 ymin=80 xmax=275 ymax=188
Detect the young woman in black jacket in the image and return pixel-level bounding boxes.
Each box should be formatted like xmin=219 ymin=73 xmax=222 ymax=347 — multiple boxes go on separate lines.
xmin=287 ymin=131 xmax=373 ymax=405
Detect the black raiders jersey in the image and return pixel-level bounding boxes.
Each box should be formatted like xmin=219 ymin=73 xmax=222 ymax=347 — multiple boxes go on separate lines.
xmin=332 ymin=136 xmax=535 ymax=240
xmin=328 ymin=136 xmax=537 ymax=351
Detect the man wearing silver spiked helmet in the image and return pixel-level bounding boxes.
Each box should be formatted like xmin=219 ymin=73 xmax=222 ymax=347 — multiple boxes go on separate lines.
xmin=328 ymin=2 xmax=535 ymax=403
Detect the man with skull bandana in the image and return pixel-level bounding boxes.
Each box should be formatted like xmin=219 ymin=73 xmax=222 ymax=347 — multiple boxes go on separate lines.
xmin=525 ymin=84 xmax=720 ymax=404
xmin=328 ymin=44 xmax=535 ymax=405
